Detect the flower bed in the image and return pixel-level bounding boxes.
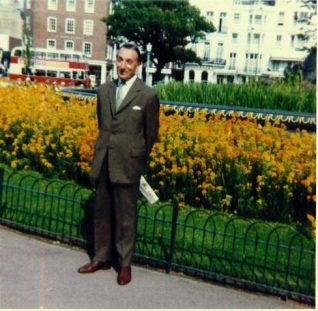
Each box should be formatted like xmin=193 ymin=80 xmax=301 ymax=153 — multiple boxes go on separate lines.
xmin=0 ymin=84 xmax=315 ymax=231
xmin=148 ymin=107 xmax=315 ymax=228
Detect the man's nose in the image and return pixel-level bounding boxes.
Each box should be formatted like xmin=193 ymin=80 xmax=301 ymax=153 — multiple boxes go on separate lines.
xmin=120 ymin=62 xmax=126 ymax=69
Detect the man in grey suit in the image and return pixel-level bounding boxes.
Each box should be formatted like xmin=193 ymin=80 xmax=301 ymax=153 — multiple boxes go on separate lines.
xmin=78 ymin=44 xmax=160 ymax=285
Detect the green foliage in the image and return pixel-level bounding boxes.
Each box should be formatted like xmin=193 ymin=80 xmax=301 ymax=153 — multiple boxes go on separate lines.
xmin=21 ymin=12 xmax=33 ymax=74
xmin=104 ymin=0 xmax=214 ymax=82
xmin=283 ymin=64 xmax=303 ymax=84
xmin=155 ymin=80 xmax=316 ymax=113
xmin=303 ymin=47 xmax=317 ymax=84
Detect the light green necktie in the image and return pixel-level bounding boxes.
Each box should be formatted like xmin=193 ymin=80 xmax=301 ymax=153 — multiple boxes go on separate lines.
xmin=116 ymin=81 xmax=126 ymax=111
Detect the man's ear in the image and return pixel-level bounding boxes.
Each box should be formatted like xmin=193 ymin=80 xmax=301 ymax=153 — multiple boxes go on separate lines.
xmin=136 ymin=64 xmax=142 ymax=78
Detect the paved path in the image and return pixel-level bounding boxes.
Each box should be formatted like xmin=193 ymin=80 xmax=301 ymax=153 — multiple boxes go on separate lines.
xmin=0 ymin=226 xmax=313 ymax=309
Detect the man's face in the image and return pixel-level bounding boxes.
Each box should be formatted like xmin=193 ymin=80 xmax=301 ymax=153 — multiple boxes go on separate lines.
xmin=116 ymin=48 xmax=140 ymax=81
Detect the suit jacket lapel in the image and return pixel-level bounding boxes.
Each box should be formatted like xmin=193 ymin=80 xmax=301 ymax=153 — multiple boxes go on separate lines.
xmin=116 ymin=78 xmax=142 ymax=113
xmin=109 ymin=80 xmax=117 ymax=116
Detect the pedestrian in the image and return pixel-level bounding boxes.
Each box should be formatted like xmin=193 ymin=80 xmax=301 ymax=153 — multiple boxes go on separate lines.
xmin=78 ymin=43 xmax=160 ymax=285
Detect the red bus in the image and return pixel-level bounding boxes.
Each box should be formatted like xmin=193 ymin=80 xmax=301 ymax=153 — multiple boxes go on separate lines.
xmin=9 ymin=46 xmax=90 ymax=87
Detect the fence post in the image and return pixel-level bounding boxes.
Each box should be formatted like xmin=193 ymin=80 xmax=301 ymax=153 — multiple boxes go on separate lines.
xmin=166 ymin=198 xmax=179 ymax=273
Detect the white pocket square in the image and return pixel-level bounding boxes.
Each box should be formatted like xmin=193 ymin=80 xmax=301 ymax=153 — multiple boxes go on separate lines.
xmin=132 ymin=105 xmax=141 ymax=110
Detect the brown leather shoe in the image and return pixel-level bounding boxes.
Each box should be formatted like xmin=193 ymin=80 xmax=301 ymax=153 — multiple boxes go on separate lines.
xmin=117 ymin=266 xmax=132 ymax=285
xmin=78 ymin=261 xmax=111 ymax=274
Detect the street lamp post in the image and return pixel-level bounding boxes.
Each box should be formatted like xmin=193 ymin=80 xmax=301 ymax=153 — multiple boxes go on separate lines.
xmin=145 ymin=43 xmax=152 ymax=86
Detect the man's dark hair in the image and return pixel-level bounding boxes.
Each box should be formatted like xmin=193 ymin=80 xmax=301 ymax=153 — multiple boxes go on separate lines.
xmin=119 ymin=43 xmax=142 ymax=63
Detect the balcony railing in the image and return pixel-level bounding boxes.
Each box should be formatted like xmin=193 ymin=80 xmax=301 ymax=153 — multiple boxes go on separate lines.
xmin=204 ymin=58 xmax=226 ymax=67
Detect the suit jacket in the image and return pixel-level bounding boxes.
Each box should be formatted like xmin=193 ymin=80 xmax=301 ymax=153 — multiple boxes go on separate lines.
xmin=89 ymin=77 xmax=160 ymax=184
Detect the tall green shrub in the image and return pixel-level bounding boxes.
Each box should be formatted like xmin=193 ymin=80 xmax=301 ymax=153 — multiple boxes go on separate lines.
xmin=156 ymin=81 xmax=316 ymax=113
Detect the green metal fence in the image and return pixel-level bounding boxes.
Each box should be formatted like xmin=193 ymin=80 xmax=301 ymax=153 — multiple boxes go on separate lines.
xmin=0 ymin=168 xmax=315 ymax=304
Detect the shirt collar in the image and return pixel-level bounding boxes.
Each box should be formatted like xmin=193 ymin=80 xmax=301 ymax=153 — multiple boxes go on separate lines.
xmin=118 ymin=75 xmax=137 ymax=88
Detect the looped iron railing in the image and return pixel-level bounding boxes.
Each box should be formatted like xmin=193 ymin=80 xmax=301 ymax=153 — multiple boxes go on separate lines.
xmin=0 ymin=168 xmax=92 ymax=244
xmin=0 ymin=167 xmax=315 ymax=304
xmin=60 ymin=88 xmax=316 ymax=131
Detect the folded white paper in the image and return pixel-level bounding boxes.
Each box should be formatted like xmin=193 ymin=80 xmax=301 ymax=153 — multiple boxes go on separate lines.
xmin=139 ymin=176 xmax=159 ymax=204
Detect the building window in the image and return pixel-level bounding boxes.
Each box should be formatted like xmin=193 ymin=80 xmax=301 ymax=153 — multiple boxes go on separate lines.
xmin=47 ymin=52 xmax=59 ymax=60
xmin=272 ymin=61 xmax=279 ymax=72
xmin=201 ymin=71 xmax=208 ymax=82
xmin=232 ymin=33 xmax=238 ymax=43
xmin=60 ymin=53 xmax=72 ymax=61
xmin=85 ymin=0 xmax=95 ymax=13
xmin=254 ymin=15 xmax=262 ymax=24
xmin=245 ymin=53 xmax=259 ymax=74
xmin=298 ymin=11 xmax=309 ymax=22
xmin=278 ymin=11 xmax=284 ymax=26
xmin=227 ymin=76 xmax=234 ymax=84
xmin=276 ymin=35 xmax=282 ymax=46
xmin=291 ymin=35 xmax=295 ymax=47
xmin=229 ymin=52 xmax=236 ymax=70
xmin=65 ymin=18 xmax=75 ymax=34
xmin=217 ymin=75 xmax=224 ymax=84
xmin=253 ymin=33 xmax=260 ymax=44
xmin=83 ymin=42 xmax=92 ymax=57
xmin=233 ymin=13 xmax=240 ymax=23
xmin=48 ymin=0 xmax=58 ymax=10
xmin=47 ymin=39 xmax=56 ymax=49
xmin=216 ymin=42 xmax=223 ymax=60
xmin=204 ymin=42 xmax=210 ymax=60
xmin=66 ymin=0 xmax=76 ymax=11
xmin=47 ymin=17 xmax=57 ymax=32
xmin=219 ymin=12 xmax=227 ymax=32
xmin=247 ymin=33 xmax=251 ymax=44
xmin=206 ymin=11 xmax=213 ymax=22
xmin=83 ymin=20 xmax=94 ymax=36
xmin=299 ymin=11 xmax=309 ymax=19
xmin=65 ymin=40 xmax=74 ymax=50
xmin=189 ymin=70 xmax=195 ymax=81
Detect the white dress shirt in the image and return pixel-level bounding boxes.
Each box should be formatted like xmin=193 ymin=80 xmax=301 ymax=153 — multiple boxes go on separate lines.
xmin=116 ymin=75 xmax=137 ymax=102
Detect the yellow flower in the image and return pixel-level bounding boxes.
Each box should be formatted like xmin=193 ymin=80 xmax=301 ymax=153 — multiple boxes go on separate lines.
xmin=178 ymin=193 xmax=184 ymax=199
xmin=0 ymin=83 xmax=315 ymax=223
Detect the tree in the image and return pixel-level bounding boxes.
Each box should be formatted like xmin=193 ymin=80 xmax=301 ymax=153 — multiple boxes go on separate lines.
xmin=303 ymin=46 xmax=316 ymax=83
xmin=297 ymin=0 xmax=316 ymax=83
xmin=104 ymin=0 xmax=214 ymax=83
xmin=19 ymin=10 xmax=32 ymax=75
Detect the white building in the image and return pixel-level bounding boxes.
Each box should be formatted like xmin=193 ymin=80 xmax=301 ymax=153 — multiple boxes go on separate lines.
xmin=185 ymin=0 xmax=316 ymax=84
xmin=0 ymin=0 xmax=24 ymax=73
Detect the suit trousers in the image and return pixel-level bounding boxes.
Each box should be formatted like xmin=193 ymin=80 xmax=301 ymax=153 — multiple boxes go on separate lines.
xmin=93 ymin=155 xmax=139 ymax=267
